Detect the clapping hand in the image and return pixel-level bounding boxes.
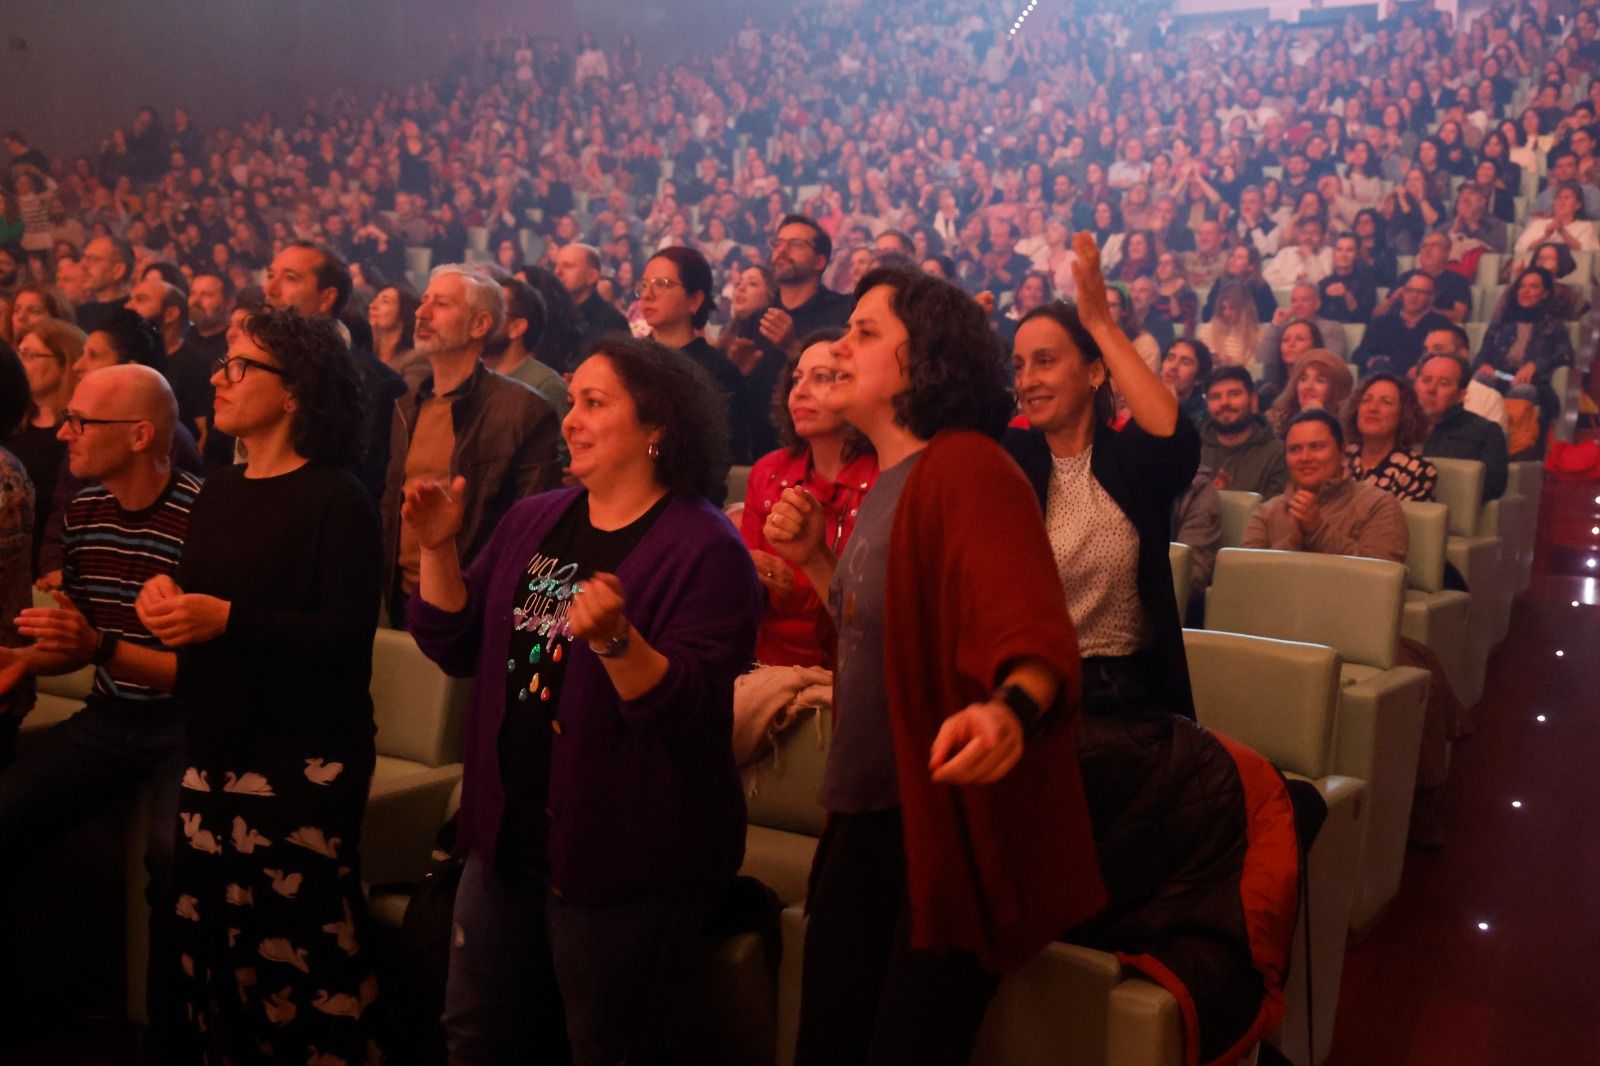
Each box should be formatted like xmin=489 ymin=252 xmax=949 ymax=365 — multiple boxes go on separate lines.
xmin=568 ymin=572 xmax=629 ymax=650
xmin=15 ymin=589 xmax=97 ymax=660
xmin=136 ymin=576 xmax=230 ymax=647
xmin=402 ymin=476 xmax=467 ymax=552
xmin=764 ymin=487 xmax=828 ymax=570
xmin=1070 ymin=231 xmax=1116 ymax=333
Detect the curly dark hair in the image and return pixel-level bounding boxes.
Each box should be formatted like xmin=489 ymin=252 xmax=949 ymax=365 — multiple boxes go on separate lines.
xmin=519 ymin=265 xmax=586 ymax=373
xmin=92 ymin=308 xmax=165 ymax=371
xmin=1342 ymin=371 xmax=1432 ymax=451
xmin=240 ymin=308 xmax=366 ymax=469
xmin=853 ymin=265 xmax=1014 ymax=440
xmin=772 ymin=327 xmax=874 ymax=461
xmin=587 ymin=336 xmax=730 ymax=503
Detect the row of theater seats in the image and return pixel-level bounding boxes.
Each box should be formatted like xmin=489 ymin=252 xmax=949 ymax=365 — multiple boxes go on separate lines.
xmin=15 ymin=458 xmax=1543 ymax=1066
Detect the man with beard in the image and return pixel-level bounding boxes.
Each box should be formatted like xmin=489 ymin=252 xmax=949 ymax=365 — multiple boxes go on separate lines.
xmin=1199 ymin=366 xmax=1289 ymax=496
xmin=757 ymin=214 xmax=852 ymax=352
xmin=482 ymin=274 xmax=570 ymax=422
xmin=379 ymin=265 xmax=561 ymax=626
xmin=124 ymin=277 xmax=215 ymax=450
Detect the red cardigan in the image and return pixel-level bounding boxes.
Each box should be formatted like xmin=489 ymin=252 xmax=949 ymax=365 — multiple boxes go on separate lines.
xmin=884 ymin=431 xmax=1106 ymax=972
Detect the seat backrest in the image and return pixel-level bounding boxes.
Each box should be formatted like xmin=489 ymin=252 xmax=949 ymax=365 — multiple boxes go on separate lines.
xmin=1506 ymin=461 xmax=1543 ymax=502
xmin=726 ymin=464 xmax=753 ymax=506
xmin=1169 ymin=542 xmax=1192 ymax=623
xmin=1183 ymin=629 xmax=1342 ymax=779
xmin=1206 ymin=548 xmax=1407 ymax=669
xmin=1399 ymin=501 xmax=1450 ymax=593
xmin=1431 ymin=457 xmax=1486 ymax=537
xmin=1217 ymin=490 xmax=1263 ymax=550
xmin=745 ymin=710 xmax=831 ymax=837
xmin=370 ymin=628 xmax=470 ymax=767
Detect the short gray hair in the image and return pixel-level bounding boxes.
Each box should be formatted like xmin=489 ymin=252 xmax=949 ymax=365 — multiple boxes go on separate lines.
xmin=430 ymin=264 xmax=506 ymax=339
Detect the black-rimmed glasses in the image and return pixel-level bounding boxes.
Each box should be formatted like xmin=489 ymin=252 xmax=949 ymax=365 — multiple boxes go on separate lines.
xmin=212 ymin=356 xmax=286 ymax=383
xmin=61 ymin=413 xmax=145 ymax=435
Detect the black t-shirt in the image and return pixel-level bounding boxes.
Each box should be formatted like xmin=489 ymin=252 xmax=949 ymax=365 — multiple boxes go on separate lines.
xmin=498 ymin=493 xmax=669 ymax=875
xmin=6 ymin=421 xmax=64 ymax=573
xmin=678 ymin=337 xmax=750 ymax=466
xmin=1405 ymin=268 xmax=1471 ymax=318
xmin=164 ymin=335 xmax=217 ymax=441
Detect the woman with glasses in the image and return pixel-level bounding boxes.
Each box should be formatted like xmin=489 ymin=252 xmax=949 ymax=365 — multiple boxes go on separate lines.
xmin=766 ymin=262 xmax=1102 ymax=1066
xmin=132 ymin=307 xmax=386 ymax=1064
xmin=4 ymin=320 xmax=82 ymax=576
xmin=638 ymin=246 xmax=749 ymax=466
xmin=740 ymin=328 xmax=877 ymax=668
xmin=404 ymin=336 xmax=760 ymax=1063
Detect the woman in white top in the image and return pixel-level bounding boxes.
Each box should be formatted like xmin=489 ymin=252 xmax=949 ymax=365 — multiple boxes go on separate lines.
xmin=1513 ymin=182 xmax=1600 ymax=259
xmin=1196 ymin=282 xmax=1264 ymax=377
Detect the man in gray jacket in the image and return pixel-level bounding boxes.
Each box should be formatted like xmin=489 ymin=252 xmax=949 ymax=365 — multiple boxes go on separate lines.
xmin=1199 ymin=367 xmax=1289 ymax=497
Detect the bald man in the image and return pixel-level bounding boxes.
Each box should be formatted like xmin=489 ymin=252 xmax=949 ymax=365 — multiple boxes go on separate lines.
xmin=0 ymin=364 xmax=202 ymax=1047
xmin=126 ymin=275 xmax=216 ymax=450
xmin=554 ymin=242 xmax=630 ymax=347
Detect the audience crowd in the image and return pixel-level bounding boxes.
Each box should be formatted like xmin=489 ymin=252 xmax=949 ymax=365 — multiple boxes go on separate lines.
xmin=0 ymin=0 xmax=1591 ymax=1060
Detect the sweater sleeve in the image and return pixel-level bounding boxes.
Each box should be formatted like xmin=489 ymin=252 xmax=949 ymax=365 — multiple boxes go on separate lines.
xmin=407 ymin=499 xmax=535 ymax=678
xmin=224 ymin=477 xmax=382 ymax=655
xmin=1305 ymin=491 xmax=1408 ymax=563
xmin=1241 ymin=499 xmax=1304 ymax=551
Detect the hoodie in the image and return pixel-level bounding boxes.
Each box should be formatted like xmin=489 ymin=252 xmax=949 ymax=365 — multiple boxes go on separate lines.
xmin=1200 ymin=415 xmax=1289 ymax=497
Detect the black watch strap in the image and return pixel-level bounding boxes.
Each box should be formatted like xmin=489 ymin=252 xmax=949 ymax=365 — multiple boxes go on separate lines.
xmin=91 ymin=631 xmax=120 ymax=666
xmin=992 ymin=682 xmax=1048 ymax=740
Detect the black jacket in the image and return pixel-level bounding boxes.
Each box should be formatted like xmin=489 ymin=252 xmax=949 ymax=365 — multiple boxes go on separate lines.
xmin=1004 ymin=416 xmax=1200 ymax=719
xmin=1424 ymin=404 xmax=1509 ymax=501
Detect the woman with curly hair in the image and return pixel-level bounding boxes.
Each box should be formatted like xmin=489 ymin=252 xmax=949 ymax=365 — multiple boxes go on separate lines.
xmin=404 ymin=335 xmax=761 ymax=1062
xmin=130 ymin=307 xmax=386 ymax=1063
xmin=766 ymin=258 xmax=1102 ymax=1065
xmin=1343 ymin=371 xmax=1439 ymax=501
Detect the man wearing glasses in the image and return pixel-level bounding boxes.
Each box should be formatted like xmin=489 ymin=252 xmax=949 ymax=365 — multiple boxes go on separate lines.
xmin=74 ymin=235 xmax=136 ymax=335
xmin=0 ymin=363 xmax=200 ymax=1053
xmin=759 ymin=214 xmax=852 ymax=352
xmin=1352 ymin=272 xmax=1452 ymax=376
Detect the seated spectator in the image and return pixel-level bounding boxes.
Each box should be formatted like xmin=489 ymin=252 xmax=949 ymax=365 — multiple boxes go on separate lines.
xmin=1318 ymin=231 xmax=1380 ymax=327
xmin=1161 ymin=338 xmax=1214 ymax=430
xmin=1417 ymin=352 xmax=1510 ymax=501
xmin=996 ymin=270 xmax=1054 ymax=347
xmin=1185 ymin=220 xmax=1229 ymax=292
xmin=1260 ymin=318 xmax=1325 ymax=394
xmin=1261 ymin=282 xmax=1350 ymax=367
xmin=1197 ymin=282 xmax=1265 ymax=376
xmin=640 ymin=246 xmax=749 ymax=464
xmin=381 ymin=265 xmax=562 ymax=626
xmin=1105 ymin=283 xmax=1161 ymax=373
xmin=1242 ymin=408 xmax=1408 ymax=563
xmin=2 ymin=363 xmax=199 ymax=1051
xmin=740 ymin=329 xmax=878 ymax=668
xmin=1530 ymin=148 xmax=1600 ymax=216
xmin=1200 ymin=366 xmax=1289 ymax=496
xmin=1263 ymin=216 xmax=1333 ymax=288
xmin=1475 ymin=265 xmax=1575 ymax=427
xmin=1004 ymin=237 xmax=1200 ymax=719
xmin=1267 ymin=349 xmax=1355 ymax=437
xmin=1345 ymin=372 xmax=1440 ymax=502
xmin=1446 ymin=184 xmax=1508 ymax=257
xmin=405 ymin=336 xmax=761 ymax=1065
xmin=1353 ymin=271 xmax=1452 ymax=376
xmin=5 ymin=320 xmax=80 ymax=574
xmin=1381 ymin=168 xmax=1446 ymax=256
xmin=368 ymin=283 xmax=428 ymax=391
xmin=1513 ymin=180 xmax=1600 ymax=260
xmin=1171 ymin=462 xmax=1222 ymax=627
xmin=1513 ymin=242 xmax=1590 ymax=320
xmin=1107 ymin=228 xmax=1158 ymax=283
xmin=1421 ymin=325 xmax=1510 ymax=436
xmin=1148 ymin=251 xmax=1198 ymax=340
xmin=1199 ymin=243 xmax=1278 ymax=323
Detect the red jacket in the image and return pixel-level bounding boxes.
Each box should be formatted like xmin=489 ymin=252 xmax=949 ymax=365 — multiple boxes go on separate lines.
xmin=739 ymin=446 xmax=878 ymax=667
xmin=884 ymin=431 xmax=1106 ymax=972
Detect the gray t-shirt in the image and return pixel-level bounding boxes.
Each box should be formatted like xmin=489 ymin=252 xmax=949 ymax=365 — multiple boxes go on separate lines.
xmin=818 ymin=452 xmax=921 ymax=813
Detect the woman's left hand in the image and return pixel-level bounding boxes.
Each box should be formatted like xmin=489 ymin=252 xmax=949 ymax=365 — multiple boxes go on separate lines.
xmin=140 ymin=593 xmax=231 ymax=647
xmin=928 ymin=701 xmax=1024 ymax=785
xmin=569 ymin=572 xmax=629 ymax=649
xmin=1069 ymin=231 xmax=1115 ymax=333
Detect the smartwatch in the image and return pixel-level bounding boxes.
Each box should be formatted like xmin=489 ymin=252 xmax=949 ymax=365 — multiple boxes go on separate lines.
xmin=91 ymin=631 xmax=120 ymax=666
xmin=992 ymin=682 xmax=1048 ymax=740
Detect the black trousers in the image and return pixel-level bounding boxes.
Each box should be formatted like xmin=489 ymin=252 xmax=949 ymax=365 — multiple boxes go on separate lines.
xmin=794 ymin=809 xmax=1001 ymax=1066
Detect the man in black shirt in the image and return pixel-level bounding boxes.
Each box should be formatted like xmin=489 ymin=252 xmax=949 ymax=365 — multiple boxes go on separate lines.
xmin=1353 ymin=273 xmax=1451 ymax=376
xmin=75 ymin=236 xmax=136 ymax=334
xmin=1318 ymin=232 xmax=1379 ymax=324
xmin=554 ymin=243 xmax=630 ymax=349
xmin=759 ymin=214 xmax=852 ymax=353
xmin=125 ymin=276 xmax=217 ymax=452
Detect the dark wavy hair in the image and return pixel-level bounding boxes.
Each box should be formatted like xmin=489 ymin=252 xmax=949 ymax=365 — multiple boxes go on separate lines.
xmin=1342 ymin=371 xmax=1432 ymax=451
xmin=1017 ymin=301 xmax=1116 ymax=425
xmin=92 ymin=308 xmax=165 ymax=371
xmin=648 ymin=246 xmax=716 ymax=330
xmin=239 ymin=308 xmax=366 ymax=469
xmin=587 ymin=336 xmax=730 ymax=503
xmin=853 ymin=265 xmax=1014 ymax=440
xmin=772 ymin=327 xmax=873 ymax=461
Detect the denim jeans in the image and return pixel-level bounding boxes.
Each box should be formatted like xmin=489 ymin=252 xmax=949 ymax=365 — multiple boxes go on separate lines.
xmin=443 ymin=850 xmax=711 ymax=1066
xmin=0 ymin=701 xmax=186 ymax=1042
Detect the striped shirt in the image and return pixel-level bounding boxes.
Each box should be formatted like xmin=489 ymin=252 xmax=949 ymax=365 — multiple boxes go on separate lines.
xmin=62 ymin=470 xmax=202 ymax=706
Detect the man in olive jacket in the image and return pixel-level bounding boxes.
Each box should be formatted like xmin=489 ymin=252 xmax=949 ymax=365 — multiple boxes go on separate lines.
xmin=381 ymin=266 xmax=562 ymax=625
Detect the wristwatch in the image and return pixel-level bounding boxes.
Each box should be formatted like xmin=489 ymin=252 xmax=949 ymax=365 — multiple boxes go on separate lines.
xmin=991 ymin=682 xmax=1048 ymax=740
xmin=591 ymin=626 xmax=632 ymax=659
xmin=91 ymin=630 xmax=120 ymax=666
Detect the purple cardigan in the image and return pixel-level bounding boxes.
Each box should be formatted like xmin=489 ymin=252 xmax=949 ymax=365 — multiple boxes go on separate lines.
xmin=409 ymin=487 xmax=761 ymax=904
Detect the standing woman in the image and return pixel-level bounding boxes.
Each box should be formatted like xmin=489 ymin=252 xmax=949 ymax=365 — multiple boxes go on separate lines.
xmin=405 ymin=336 xmax=761 ymax=1064
xmin=5 ymin=320 xmax=82 ymax=576
xmin=767 ymin=262 xmax=1103 ymax=1065
xmin=1004 ymin=233 xmax=1200 ymax=720
xmin=367 ymin=283 xmax=428 ymax=391
xmin=134 ymin=308 xmax=385 ymax=1062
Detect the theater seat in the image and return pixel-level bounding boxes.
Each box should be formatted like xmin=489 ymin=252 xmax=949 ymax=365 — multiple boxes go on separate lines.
xmin=1431 ymin=458 xmax=1507 ymax=662
xmin=1217 ymin=490 xmax=1263 ymax=550
xmin=740 ymin=710 xmax=830 ymax=906
xmin=1476 ymin=492 xmax=1527 ymax=645
xmin=1183 ymin=629 xmax=1368 ymax=1066
xmin=727 ymin=464 xmax=753 ymax=507
xmin=1399 ymin=501 xmax=1476 ymax=707
xmin=362 ymin=628 xmax=469 ymax=887
xmin=1169 ymin=542 xmax=1192 ymax=623
xmin=1506 ymin=461 xmax=1545 ymax=592
xmin=1206 ymin=549 xmax=1428 ymax=932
